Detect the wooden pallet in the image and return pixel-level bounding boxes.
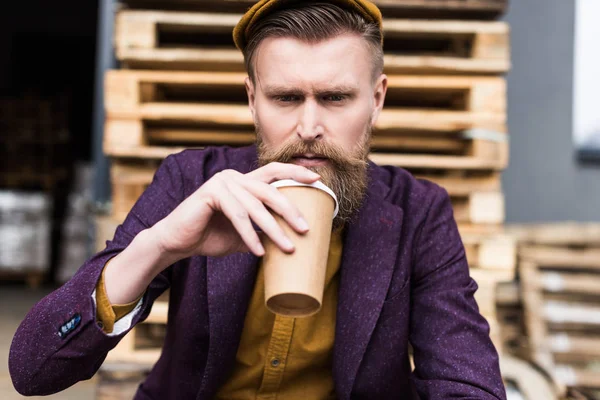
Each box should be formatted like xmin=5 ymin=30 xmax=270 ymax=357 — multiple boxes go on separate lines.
xmin=115 ymin=10 xmax=509 ymax=75
xmin=520 ymin=245 xmax=600 ymax=391
xmin=106 ymin=292 xmax=169 ymax=365
xmin=104 ymin=70 xmax=508 ymax=170
xmin=119 ymin=0 xmax=508 ymax=20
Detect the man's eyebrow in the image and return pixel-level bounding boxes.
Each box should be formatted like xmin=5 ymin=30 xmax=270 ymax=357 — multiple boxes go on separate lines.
xmin=262 ymin=84 xmax=359 ymax=95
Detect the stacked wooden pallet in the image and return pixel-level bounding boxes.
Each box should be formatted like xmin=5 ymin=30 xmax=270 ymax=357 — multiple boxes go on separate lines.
xmin=102 ymin=0 xmax=511 ymax=367
xmin=507 ymin=223 xmax=600 ymax=398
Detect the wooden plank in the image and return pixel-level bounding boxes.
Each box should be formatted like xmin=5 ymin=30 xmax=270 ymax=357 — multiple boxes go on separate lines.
xmin=554 ymin=365 xmax=600 ymax=389
xmin=95 ymin=215 xmax=122 ymax=253
xmin=542 ymin=301 xmax=600 ymax=327
xmin=536 ymin=272 xmax=600 ymax=297
xmin=506 ymin=222 xmax=600 ymax=247
xmin=496 ymin=280 xmax=521 ymax=306
xmin=105 ymin=70 xmax=507 ymax=121
xmin=463 ymin=233 xmax=516 ymax=270
xmin=119 ymin=0 xmax=508 ymax=20
xmin=549 ymin=334 xmax=600 ymax=358
xmin=413 ymin=170 xmax=502 ymax=196
xmin=110 ymin=160 xmax=159 ymax=220
xmin=519 ymin=246 xmax=600 ymax=269
xmin=147 ymin=127 xmax=474 ymax=153
xmin=115 ymin=10 xmax=509 ymax=74
xmin=458 ymin=223 xmax=504 ymax=237
xmin=520 ymin=260 xmax=555 ymax=372
xmin=470 ymin=268 xmax=514 ymax=317
xmin=451 ymin=191 xmax=505 ymax=225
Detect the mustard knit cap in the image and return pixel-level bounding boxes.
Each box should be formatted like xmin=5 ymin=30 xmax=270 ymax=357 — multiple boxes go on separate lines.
xmin=233 ymin=0 xmax=384 ymax=52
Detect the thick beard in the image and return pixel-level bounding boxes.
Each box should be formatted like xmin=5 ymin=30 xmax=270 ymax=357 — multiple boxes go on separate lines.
xmin=256 ymin=127 xmax=371 ymax=230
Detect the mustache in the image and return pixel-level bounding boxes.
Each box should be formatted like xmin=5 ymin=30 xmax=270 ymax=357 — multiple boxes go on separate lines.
xmin=258 ymin=138 xmax=368 ymax=169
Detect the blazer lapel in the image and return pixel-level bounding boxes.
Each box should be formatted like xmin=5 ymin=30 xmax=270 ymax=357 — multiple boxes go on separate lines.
xmin=333 ymin=165 xmax=404 ymax=399
xmin=197 ymin=252 xmax=259 ymax=398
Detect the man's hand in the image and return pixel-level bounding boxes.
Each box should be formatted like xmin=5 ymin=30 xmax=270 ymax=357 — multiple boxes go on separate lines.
xmin=152 ymin=162 xmax=320 ymax=260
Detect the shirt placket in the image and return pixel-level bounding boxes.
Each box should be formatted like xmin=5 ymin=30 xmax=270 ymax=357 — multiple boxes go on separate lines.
xmin=257 ymin=315 xmax=295 ymax=399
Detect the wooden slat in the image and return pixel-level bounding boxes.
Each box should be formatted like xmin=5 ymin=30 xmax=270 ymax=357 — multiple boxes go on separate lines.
xmin=115 ymin=10 xmax=509 ymax=74
xmin=414 ymin=171 xmax=501 ymax=196
xmin=549 ymin=334 xmax=600 ymax=358
xmin=554 ymin=365 xmax=600 ymax=389
xmin=119 ymin=0 xmax=508 ymax=20
xmin=506 ymin=222 xmax=600 ymax=247
xmin=519 ymin=246 xmax=600 ymax=269
xmin=147 ymin=127 xmax=471 ymax=153
xmin=105 ymin=70 xmax=507 ymax=118
xmin=536 ymin=272 xmax=600 ymax=296
xmin=463 ymin=233 xmax=516 ymax=270
xmin=451 ymin=191 xmax=504 ymax=225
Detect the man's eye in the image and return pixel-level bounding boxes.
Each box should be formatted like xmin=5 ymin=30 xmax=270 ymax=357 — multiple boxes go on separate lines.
xmin=324 ymin=95 xmax=346 ymax=102
xmin=275 ymin=95 xmax=299 ymax=102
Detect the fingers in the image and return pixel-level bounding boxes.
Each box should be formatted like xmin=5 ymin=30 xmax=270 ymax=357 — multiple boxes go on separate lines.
xmin=217 ymin=185 xmax=266 ymax=257
xmin=224 ymin=179 xmax=296 ymax=253
xmin=248 ymin=162 xmax=321 ymax=184
xmin=239 ymin=178 xmax=309 ymax=234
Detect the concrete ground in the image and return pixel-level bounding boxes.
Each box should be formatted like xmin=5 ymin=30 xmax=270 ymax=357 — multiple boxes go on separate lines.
xmin=0 ymin=285 xmax=96 ymax=400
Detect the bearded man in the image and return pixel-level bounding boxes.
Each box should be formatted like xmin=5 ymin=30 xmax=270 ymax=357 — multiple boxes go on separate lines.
xmin=10 ymin=1 xmax=506 ymax=399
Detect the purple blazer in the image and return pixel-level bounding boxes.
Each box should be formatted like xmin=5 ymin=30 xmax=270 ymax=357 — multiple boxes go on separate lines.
xmin=10 ymin=145 xmax=506 ymax=399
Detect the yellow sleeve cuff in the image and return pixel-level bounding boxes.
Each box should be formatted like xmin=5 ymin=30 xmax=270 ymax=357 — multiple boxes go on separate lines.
xmin=95 ymin=261 xmax=144 ymax=333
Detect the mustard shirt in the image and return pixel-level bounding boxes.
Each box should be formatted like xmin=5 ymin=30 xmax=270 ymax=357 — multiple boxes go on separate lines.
xmin=96 ymin=228 xmax=343 ymax=399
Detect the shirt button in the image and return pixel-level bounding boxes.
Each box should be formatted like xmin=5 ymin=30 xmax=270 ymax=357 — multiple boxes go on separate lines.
xmin=271 ymin=358 xmax=280 ymax=367
xmin=96 ymin=321 xmax=104 ymax=329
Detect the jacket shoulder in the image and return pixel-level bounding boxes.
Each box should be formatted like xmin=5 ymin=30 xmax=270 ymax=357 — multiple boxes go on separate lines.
xmin=170 ymin=145 xmax=258 ymax=194
xmin=372 ymin=164 xmax=449 ymax=222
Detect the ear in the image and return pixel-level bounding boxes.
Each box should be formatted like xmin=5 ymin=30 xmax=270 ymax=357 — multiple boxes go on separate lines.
xmin=245 ymin=76 xmax=257 ymax=123
xmin=370 ymin=74 xmax=388 ymax=126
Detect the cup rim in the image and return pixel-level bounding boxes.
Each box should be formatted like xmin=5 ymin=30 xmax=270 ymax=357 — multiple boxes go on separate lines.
xmin=270 ymin=179 xmax=339 ymax=218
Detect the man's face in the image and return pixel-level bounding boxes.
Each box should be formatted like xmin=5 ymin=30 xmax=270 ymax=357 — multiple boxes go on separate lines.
xmin=246 ymin=33 xmax=387 ymax=227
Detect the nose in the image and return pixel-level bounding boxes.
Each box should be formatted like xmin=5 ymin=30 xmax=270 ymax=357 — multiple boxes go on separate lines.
xmin=296 ymin=99 xmax=324 ymax=142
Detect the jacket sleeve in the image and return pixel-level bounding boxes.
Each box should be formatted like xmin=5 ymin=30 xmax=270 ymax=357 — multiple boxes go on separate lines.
xmin=9 ymin=154 xmax=185 ymax=396
xmin=408 ymin=186 xmax=507 ymax=400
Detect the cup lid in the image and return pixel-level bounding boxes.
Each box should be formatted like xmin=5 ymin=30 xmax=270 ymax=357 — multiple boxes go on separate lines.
xmin=270 ymin=179 xmax=339 ymax=218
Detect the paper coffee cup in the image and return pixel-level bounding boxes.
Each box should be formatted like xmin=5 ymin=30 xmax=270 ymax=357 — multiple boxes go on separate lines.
xmin=262 ymin=179 xmax=339 ymax=317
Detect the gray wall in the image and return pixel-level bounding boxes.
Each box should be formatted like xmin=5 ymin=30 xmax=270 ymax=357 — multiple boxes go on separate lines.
xmin=502 ymin=0 xmax=600 ymax=222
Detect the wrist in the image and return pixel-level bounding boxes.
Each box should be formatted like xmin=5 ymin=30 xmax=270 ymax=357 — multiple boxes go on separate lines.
xmin=144 ymin=223 xmax=184 ymax=270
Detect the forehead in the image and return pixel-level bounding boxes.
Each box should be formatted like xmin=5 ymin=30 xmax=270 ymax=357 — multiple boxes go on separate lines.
xmin=254 ymin=34 xmax=372 ymax=91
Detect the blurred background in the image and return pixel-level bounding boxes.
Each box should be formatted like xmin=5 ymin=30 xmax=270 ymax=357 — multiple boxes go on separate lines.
xmin=1 ymin=0 xmax=600 ymax=399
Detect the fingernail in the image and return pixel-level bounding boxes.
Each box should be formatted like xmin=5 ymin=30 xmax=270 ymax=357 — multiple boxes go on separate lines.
xmin=283 ymin=237 xmax=295 ymax=250
xmin=256 ymin=243 xmax=265 ymax=256
xmin=297 ymin=217 xmax=309 ymax=231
